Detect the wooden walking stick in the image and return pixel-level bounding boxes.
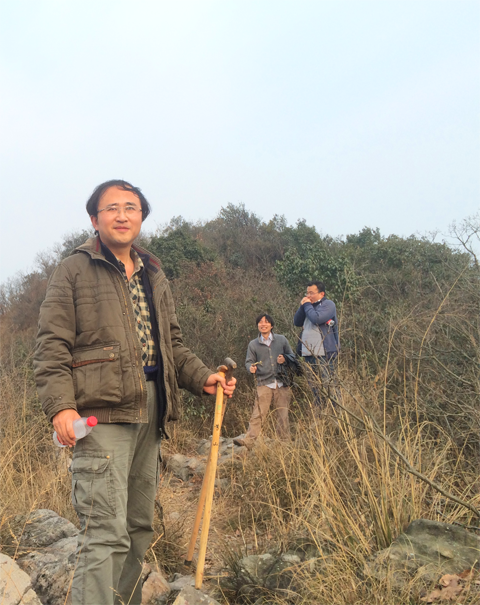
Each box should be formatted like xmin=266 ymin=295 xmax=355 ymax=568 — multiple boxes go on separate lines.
xmin=184 ymin=401 xmax=229 ymax=567
xmin=184 ymin=358 xmax=236 ymax=589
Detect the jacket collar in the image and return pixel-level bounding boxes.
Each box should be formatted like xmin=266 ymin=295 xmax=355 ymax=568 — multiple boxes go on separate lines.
xmin=74 ymin=236 xmax=165 ymax=279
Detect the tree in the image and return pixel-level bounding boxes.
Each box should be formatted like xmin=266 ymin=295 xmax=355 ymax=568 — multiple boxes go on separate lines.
xmin=275 ymin=244 xmax=357 ymax=302
xmin=147 ymin=230 xmax=213 ymax=279
xmin=449 ymin=212 xmax=480 ymax=267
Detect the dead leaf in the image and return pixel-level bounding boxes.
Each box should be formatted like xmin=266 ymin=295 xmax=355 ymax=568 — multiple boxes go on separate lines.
xmin=421 ymin=574 xmax=464 ymax=602
xmin=457 ymin=569 xmax=474 ymax=580
xmin=421 ymin=588 xmax=443 ymax=602
xmin=439 ymin=574 xmax=459 ymax=587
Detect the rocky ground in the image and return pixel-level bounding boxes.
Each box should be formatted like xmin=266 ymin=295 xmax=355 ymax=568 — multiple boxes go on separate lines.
xmin=1 ymin=435 xmax=480 ymax=605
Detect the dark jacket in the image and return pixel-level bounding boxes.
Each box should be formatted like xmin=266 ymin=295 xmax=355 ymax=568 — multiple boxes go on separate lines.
xmin=293 ymin=298 xmax=340 ymax=355
xmin=278 ymin=353 xmax=302 ymax=386
xmin=34 ymin=237 xmax=213 ymax=430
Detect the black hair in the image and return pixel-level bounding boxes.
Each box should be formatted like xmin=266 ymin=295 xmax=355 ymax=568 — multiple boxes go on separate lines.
xmin=86 ymin=179 xmax=151 ymax=221
xmin=307 ymin=281 xmax=326 ymax=294
xmin=256 ymin=313 xmax=275 ymax=329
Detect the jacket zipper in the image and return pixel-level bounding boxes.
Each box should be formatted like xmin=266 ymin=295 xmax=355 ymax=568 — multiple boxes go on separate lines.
xmin=87 ymin=254 xmax=145 ymax=420
xmin=81 ymin=248 xmax=167 ymax=423
xmin=72 ymin=358 xmax=115 ymax=368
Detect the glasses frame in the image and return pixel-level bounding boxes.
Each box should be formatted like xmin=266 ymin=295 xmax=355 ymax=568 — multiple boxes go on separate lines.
xmin=97 ymin=204 xmax=142 ymax=216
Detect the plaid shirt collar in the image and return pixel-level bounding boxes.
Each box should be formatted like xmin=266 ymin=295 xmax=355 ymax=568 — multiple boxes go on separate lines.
xmin=117 ymin=250 xmax=157 ymax=367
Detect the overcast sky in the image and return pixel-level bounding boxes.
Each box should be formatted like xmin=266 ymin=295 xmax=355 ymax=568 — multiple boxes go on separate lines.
xmin=1 ymin=1 xmax=479 ymax=283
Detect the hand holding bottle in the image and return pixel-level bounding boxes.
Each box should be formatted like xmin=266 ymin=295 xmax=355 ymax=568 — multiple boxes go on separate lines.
xmin=53 ymin=416 xmax=97 ymax=447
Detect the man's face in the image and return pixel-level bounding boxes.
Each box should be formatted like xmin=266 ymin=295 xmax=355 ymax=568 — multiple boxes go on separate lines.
xmin=91 ymin=187 xmax=143 ymax=251
xmin=306 ymin=285 xmax=324 ymax=303
xmin=258 ymin=317 xmax=272 ymax=335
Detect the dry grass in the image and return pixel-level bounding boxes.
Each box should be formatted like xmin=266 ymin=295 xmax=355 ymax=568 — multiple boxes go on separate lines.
xmin=212 ymin=381 xmax=479 ymax=604
xmin=1 ymin=327 xmax=479 ymax=604
xmin=0 ymin=337 xmax=76 ymax=523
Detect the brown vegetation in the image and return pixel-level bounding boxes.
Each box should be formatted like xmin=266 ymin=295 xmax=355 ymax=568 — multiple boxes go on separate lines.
xmin=1 ymin=209 xmax=479 ymax=603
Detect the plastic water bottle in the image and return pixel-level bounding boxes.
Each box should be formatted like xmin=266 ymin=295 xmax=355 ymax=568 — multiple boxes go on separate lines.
xmin=53 ymin=416 xmax=98 ymax=447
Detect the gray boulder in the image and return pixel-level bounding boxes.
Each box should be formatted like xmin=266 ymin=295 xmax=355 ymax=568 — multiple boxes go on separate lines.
xmin=17 ymin=536 xmax=77 ymax=605
xmin=0 ymin=553 xmax=42 ymax=605
xmin=13 ymin=509 xmax=78 ymax=605
xmin=168 ymin=573 xmax=195 ymax=591
xmin=166 ymin=454 xmax=206 ymax=482
xmin=167 ymin=441 xmax=245 ymax=484
xmin=171 ymin=585 xmax=221 ymax=604
xmin=141 ymin=564 xmax=170 ymax=604
xmin=18 ymin=510 xmax=78 ymax=549
xmin=197 ymin=437 xmax=247 ymax=458
xmin=365 ymin=518 xmax=480 ymax=586
xmin=197 ymin=439 xmax=214 ymax=456
xmin=230 ymin=552 xmax=302 ymax=600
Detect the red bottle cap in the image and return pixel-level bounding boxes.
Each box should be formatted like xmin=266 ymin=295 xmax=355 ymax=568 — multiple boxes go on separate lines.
xmin=87 ymin=416 xmax=98 ymax=427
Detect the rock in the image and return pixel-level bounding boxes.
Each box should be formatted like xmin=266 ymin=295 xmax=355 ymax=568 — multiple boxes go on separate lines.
xmin=18 ymin=510 xmax=78 ymax=549
xmin=365 ymin=519 xmax=480 ymax=586
xmin=231 ymin=552 xmax=301 ymax=598
xmin=197 ymin=437 xmax=246 ymax=458
xmin=166 ymin=455 xmax=206 ymax=482
xmin=169 ymin=574 xmax=195 ymax=591
xmin=196 ymin=440 xmax=211 ymax=456
xmin=167 ymin=442 xmax=245 ymax=483
xmin=280 ymin=553 xmax=301 ymax=564
xmin=171 ymin=585 xmax=221 ymax=604
xmin=288 ymin=537 xmax=322 ymax=561
xmin=142 ymin=563 xmax=153 ymax=583
xmin=217 ymin=452 xmax=241 ymax=465
xmin=216 ymin=452 xmax=244 ymax=478
xmin=214 ymin=478 xmax=229 ymax=490
xmin=0 ymin=553 xmax=42 ymax=605
xmin=10 ymin=509 xmax=79 ymax=605
xmin=142 ymin=566 xmax=170 ymax=604
xmin=17 ymin=536 xmax=77 ymax=605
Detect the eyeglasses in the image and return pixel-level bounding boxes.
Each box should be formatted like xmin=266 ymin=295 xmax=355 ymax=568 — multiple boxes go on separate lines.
xmin=97 ymin=204 xmax=142 ymax=216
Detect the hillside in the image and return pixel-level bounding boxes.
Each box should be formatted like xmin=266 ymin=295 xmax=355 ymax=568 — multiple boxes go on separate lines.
xmin=1 ymin=208 xmax=479 ymax=604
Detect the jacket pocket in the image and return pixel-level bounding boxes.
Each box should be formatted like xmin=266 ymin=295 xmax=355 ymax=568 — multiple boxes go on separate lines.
xmin=70 ymin=452 xmax=115 ymax=518
xmin=72 ymin=342 xmax=121 ymax=408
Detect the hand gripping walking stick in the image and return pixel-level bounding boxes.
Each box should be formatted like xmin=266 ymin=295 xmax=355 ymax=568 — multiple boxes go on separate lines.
xmin=184 ymin=358 xmax=236 ymax=589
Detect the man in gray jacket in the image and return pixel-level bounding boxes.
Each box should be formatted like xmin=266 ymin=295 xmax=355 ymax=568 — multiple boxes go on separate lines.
xmin=34 ymin=180 xmax=236 ymax=605
xmin=294 ymin=281 xmax=340 ymax=407
xmin=234 ymin=314 xmax=294 ymax=448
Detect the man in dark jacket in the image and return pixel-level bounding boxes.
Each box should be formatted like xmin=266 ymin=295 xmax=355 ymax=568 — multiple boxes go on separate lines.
xmin=34 ymin=180 xmax=236 ymax=605
xmin=293 ymin=281 xmax=340 ymax=407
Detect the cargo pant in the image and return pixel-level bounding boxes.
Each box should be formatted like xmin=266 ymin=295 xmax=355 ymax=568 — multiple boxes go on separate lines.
xmin=70 ymin=381 xmax=161 ymax=605
xmin=243 ymin=385 xmax=291 ymax=447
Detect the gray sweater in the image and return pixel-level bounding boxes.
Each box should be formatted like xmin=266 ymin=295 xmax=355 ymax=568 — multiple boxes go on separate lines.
xmin=245 ymin=333 xmax=294 ymax=387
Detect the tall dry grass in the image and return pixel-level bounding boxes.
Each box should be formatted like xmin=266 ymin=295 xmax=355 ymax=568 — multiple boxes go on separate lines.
xmin=0 ymin=333 xmax=78 ymax=559
xmin=1 ymin=279 xmax=479 ymax=604
xmin=219 ymin=382 xmax=479 ymax=604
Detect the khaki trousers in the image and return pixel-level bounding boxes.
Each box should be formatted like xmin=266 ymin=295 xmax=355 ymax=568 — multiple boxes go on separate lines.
xmin=244 ymin=385 xmax=291 ymax=446
xmin=71 ymin=381 xmax=161 ymax=605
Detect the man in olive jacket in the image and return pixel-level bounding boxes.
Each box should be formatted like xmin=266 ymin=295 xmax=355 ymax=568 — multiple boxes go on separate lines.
xmin=34 ymin=180 xmax=236 ymax=605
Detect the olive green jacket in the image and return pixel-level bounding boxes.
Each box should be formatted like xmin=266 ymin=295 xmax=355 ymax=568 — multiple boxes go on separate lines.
xmin=34 ymin=237 xmax=213 ymax=427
